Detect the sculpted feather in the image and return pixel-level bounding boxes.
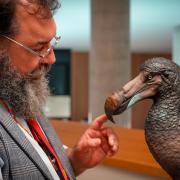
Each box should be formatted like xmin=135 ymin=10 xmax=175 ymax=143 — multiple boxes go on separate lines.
xmin=104 ymin=57 xmax=180 ymax=179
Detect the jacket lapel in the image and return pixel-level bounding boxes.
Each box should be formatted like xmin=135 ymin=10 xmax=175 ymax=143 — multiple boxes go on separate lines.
xmin=37 ymin=116 xmax=76 ymax=180
xmin=0 ymin=107 xmax=54 ymax=180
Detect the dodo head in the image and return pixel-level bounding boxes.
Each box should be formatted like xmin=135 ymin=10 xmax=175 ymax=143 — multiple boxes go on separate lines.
xmin=141 ymin=57 xmax=179 ymax=93
xmin=104 ymin=57 xmax=180 ymax=123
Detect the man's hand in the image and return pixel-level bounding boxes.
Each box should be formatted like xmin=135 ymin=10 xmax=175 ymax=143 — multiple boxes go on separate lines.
xmin=67 ymin=114 xmax=119 ymax=175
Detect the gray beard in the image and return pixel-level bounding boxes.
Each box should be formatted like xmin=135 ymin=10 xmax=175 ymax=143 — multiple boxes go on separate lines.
xmin=0 ymin=54 xmax=51 ymax=119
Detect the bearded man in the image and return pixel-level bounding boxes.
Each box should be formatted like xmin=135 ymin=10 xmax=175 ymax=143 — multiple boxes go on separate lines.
xmin=0 ymin=0 xmax=119 ymax=179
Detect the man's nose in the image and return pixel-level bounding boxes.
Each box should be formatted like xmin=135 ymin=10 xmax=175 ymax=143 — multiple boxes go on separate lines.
xmin=42 ymin=50 xmax=56 ymax=65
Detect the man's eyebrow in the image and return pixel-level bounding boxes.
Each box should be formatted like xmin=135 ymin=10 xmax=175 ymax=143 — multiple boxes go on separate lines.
xmin=30 ymin=39 xmax=50 ymax=48
xmin=36 ymin=40 xmax=51 ymax=45
xmin=31 ymin=32 xmax=57 ymax=47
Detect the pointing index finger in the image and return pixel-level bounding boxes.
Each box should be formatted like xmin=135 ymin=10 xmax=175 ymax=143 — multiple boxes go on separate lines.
xmin=91 ymin=114 xmax=108 ymax=130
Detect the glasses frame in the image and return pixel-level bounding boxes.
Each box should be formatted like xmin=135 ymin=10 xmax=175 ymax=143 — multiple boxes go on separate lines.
xmin=1 ymin=35 xmax=61 ymax=59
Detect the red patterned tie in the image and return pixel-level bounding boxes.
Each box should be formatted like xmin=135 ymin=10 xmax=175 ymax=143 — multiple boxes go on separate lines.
xmin=27 ymin=119 xmax=69 ymax=180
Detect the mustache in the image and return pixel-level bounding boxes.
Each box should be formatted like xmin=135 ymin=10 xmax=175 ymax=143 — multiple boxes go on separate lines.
xmin=25 ymin=64 xmax=51 ymax=81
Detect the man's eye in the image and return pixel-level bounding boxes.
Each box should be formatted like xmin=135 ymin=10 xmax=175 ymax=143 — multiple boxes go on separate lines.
xmin=33 ymin=47 xmax=44 ymax=52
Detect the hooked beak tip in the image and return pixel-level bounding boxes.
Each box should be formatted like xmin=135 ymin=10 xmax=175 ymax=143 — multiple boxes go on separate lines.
xmin=107 ymin=114 xmax=115 ymax=123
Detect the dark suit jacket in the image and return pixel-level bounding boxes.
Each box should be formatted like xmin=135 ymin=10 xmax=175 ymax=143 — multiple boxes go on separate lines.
xmin=0 ymin=107 xmax=75 ymax=180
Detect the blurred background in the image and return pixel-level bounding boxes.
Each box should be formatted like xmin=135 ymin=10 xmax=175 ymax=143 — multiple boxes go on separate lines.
xmin=45 ymin=0 xmax=180 ymax=129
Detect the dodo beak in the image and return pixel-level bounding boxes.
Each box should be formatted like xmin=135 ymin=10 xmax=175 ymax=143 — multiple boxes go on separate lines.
xmin=104 ymin=72 xmax=162 ymax=123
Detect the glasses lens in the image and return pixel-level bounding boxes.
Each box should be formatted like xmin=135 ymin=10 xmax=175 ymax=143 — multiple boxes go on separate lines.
xmin=51 ymin=36 xmax=61 ymax=49
xmin=39 ymin=36 xmax=61 ymax=58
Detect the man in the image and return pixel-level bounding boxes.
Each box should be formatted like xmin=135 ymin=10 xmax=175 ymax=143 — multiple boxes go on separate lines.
xmin=0 ymin=0 xmax=119 ymax=179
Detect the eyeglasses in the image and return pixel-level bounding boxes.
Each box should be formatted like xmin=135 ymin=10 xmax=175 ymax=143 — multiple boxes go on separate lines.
xmin=1 ymin=35 xmax=61 ymax=59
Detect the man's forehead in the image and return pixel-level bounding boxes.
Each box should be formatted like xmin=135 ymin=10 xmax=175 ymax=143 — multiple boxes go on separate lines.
xmin=15 ymin=3 xmax=56 ymax=42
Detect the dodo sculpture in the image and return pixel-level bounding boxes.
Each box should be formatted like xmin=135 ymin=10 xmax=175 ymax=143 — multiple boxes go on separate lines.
xmin=104 ymin=57 xmax=180 ymax=179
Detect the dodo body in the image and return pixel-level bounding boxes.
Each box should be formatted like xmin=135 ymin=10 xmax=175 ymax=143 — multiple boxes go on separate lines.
xmin=104 ymin=58 xmax=180 ymax=179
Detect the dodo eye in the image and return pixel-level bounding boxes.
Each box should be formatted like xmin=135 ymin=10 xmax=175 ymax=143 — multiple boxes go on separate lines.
xmin=147 ymin=74 xmax=153 ymax=80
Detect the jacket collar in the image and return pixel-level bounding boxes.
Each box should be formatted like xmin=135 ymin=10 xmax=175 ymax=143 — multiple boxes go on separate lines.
xmin=0 ymin=104 xmax=55 ymax=180
xmin=37 ymin=115 xmax=75 ymax=180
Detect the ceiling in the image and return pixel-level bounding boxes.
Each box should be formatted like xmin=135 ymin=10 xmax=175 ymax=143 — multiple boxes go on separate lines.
xmin=55 ymin=0 xmax=180 ymax=53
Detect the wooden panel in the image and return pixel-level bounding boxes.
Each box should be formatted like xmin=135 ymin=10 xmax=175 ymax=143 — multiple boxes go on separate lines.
xmin=50 ymin=120 xmax=170 ymax=179
xmin=71 ymin=52 xmax=89 ymax=121
xmin=131 ymin=53 xmax=172 ymax=129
